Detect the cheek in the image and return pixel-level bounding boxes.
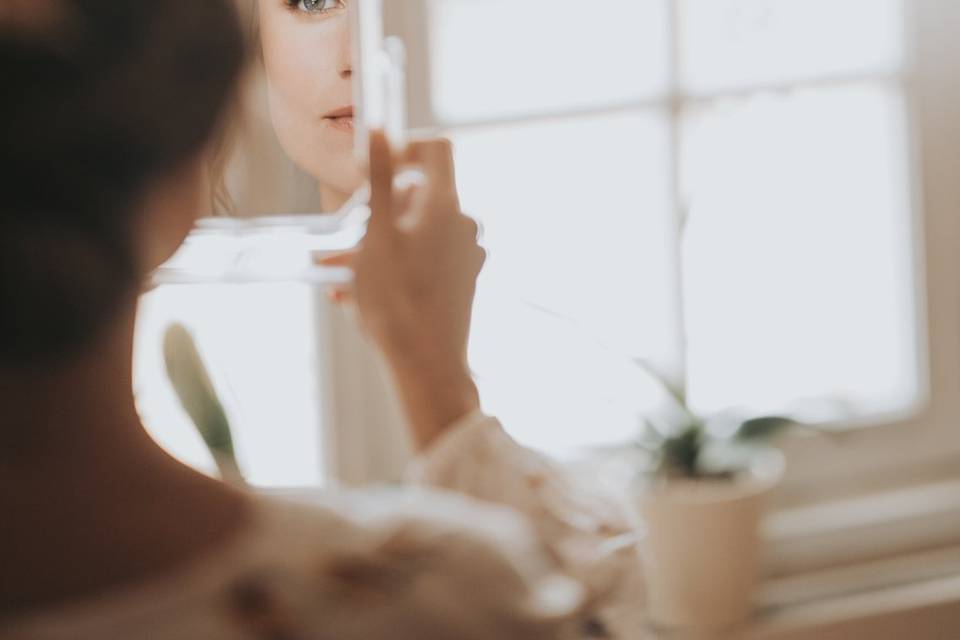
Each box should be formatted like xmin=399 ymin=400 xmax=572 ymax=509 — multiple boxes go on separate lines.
xmin=263 ymin=36 xmax=317 ymax=111
xmin=259 ymin=14 xmax=359 ymax=192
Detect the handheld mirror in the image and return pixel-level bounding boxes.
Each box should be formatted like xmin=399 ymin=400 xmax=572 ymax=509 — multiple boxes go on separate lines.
xmin=153 ymin=0 xmax=405 ymax=287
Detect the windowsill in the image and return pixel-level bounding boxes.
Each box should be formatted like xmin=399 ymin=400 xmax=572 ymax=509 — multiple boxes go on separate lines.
xmin=765 ymin=478 xmax=960 ymax=576
xmin=648 ymin=548 xmax=960 ymax=639
xmin=748 ymin=571 xmax=960 ymax=639
xmin=645 ymin=477 xmax=960 ymax=639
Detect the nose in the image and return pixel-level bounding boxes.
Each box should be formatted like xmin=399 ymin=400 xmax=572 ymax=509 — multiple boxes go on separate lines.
xmin=335 ymin=14 xmax=352 ymax=79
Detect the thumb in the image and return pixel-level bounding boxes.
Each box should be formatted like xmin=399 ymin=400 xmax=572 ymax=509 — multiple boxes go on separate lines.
xmin=366 ymin=130 xmax=396 ymax=239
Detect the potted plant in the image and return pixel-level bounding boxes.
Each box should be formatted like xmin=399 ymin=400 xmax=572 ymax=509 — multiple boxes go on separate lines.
xmin=631 ymin=366 xmax=793 ymax=632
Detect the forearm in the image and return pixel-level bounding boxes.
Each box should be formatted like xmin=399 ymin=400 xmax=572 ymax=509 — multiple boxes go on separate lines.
xmin=384 ymin=349 xmax=481 ymax=450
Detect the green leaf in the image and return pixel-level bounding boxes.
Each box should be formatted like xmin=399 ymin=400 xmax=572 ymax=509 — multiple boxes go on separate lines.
xmin=735 ymin=416 xmax=795 ymax=442
xmin=163 ymin=324 xmax=239 ymax=475
xmin=660 ymin=424 xmax=705 ymax=478
xmin=636 ymin=418 xmax=664 ymax=445
xmin=630 ymin=357 xmax=699 ymax=425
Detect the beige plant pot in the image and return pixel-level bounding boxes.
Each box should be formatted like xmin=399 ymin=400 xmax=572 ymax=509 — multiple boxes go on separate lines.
xmin=637 ymin=450 xmax=784 ymax=632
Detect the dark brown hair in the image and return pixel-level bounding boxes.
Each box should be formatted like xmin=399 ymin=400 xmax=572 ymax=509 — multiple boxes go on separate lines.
xmin=0 ymin=1 xmax=247 ymax=365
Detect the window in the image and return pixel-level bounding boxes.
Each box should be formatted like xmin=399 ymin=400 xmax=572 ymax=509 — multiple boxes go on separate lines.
xmin=136 ymin=1 xmax=960 ymax=502
xmin=387 ymin=0 xmax=933 ymax=469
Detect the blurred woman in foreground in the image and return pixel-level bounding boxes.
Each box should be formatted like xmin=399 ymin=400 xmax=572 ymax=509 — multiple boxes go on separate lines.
xmin=0 ymin=1 xmax=643 ymax=638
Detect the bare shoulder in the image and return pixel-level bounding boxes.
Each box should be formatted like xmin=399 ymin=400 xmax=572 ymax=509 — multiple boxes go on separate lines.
xmin=0 ymin=490 xmax=588 ymax=640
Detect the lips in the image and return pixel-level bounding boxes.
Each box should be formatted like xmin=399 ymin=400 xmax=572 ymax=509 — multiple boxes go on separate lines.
xmin=324 ymin=106 xmax=354 ymax=119
xmin=323 ymin=106 xmax=354 ymax=132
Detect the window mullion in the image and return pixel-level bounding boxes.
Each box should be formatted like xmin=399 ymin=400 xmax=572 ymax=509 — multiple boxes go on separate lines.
xmin=410 ymin=97 xmax=672 ymax=135
xmin=663 ymin=0 xmax=689 ymax=397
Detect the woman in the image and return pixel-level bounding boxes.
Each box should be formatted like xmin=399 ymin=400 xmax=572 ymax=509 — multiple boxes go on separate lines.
xmin=0 ymin=2 xmax=643 ymax=639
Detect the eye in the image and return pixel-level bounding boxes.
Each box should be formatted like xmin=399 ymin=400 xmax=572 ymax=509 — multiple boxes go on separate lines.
xmin=294 ymin=0 xmax=345 ymax=13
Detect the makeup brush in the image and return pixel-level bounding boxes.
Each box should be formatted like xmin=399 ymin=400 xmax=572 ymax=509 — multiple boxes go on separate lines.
xmin=162 ymin=323 xmax=246 ymax=487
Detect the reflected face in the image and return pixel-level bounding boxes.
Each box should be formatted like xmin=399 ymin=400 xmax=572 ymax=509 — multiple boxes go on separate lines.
xmin=258 ymin=0 xmax=361 ymax=205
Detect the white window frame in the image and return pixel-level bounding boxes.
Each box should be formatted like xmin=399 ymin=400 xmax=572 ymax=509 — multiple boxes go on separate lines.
xmin=363 ymin=0 xmax=960 ymax=569
xmin=764 ymin=0 xmax=960 ymax=496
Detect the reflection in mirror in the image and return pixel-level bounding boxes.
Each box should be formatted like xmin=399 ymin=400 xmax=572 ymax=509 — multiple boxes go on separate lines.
xmin=136 ymin=0 xmax=400 ymax=487
xmin=153 ymin=0 xmax=403 ymax=287
xmin=136 ymin=0 xmax=922 ymax=488
xmin=255 ymin=0 xmax=362 ymax=216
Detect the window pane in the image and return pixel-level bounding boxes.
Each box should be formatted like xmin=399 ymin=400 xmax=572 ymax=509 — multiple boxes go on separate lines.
xmin=134 ymin=283 xmax=325 ymax=487
xmin=681 ymin=0 xmax=905 ymax=94
xmin=681 ymin=84 xmax=919 ymax=419
xmin=451 ymin=113 xmax=676 ymax=457
xmin=429 ymin=0 xmax=669 ymax=122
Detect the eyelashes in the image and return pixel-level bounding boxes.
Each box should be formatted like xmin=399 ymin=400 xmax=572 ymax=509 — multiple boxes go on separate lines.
xmin=283 ymin=0 xmax=346 ymax=14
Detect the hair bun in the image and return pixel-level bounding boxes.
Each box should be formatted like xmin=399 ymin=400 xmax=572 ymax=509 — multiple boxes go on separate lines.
xmin=0 ymin=0 xmax=71 ymax=39
xmin=0 ymin=0 xmax=246 ymax=365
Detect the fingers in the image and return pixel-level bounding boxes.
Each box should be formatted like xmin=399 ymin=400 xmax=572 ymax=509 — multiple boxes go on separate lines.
xmin=401 ymin=138 xmax=460 ymax=213
xmin=314 ymin=251 xmax=356 ymax=304
xmin=314 ymin=251 xmax=356 ymax=268
xmin=395 ymin=183 xmax=418 ymax=218
xmin=367 ymin=130 xmax=396 ymax=238
xmin=472 ymin=244 xmax=488 ymax=275
xmin=326 ymin=288 xmax=355 ymax=306
xmin=461 ymin=214 xmax=480 ymax=243
xmin=467 ymin=217 xmax=488 ymax=274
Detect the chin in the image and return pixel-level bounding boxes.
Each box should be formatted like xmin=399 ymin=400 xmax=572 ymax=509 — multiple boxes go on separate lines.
xmin=308 ymin=156 xmax=364 ymax=197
